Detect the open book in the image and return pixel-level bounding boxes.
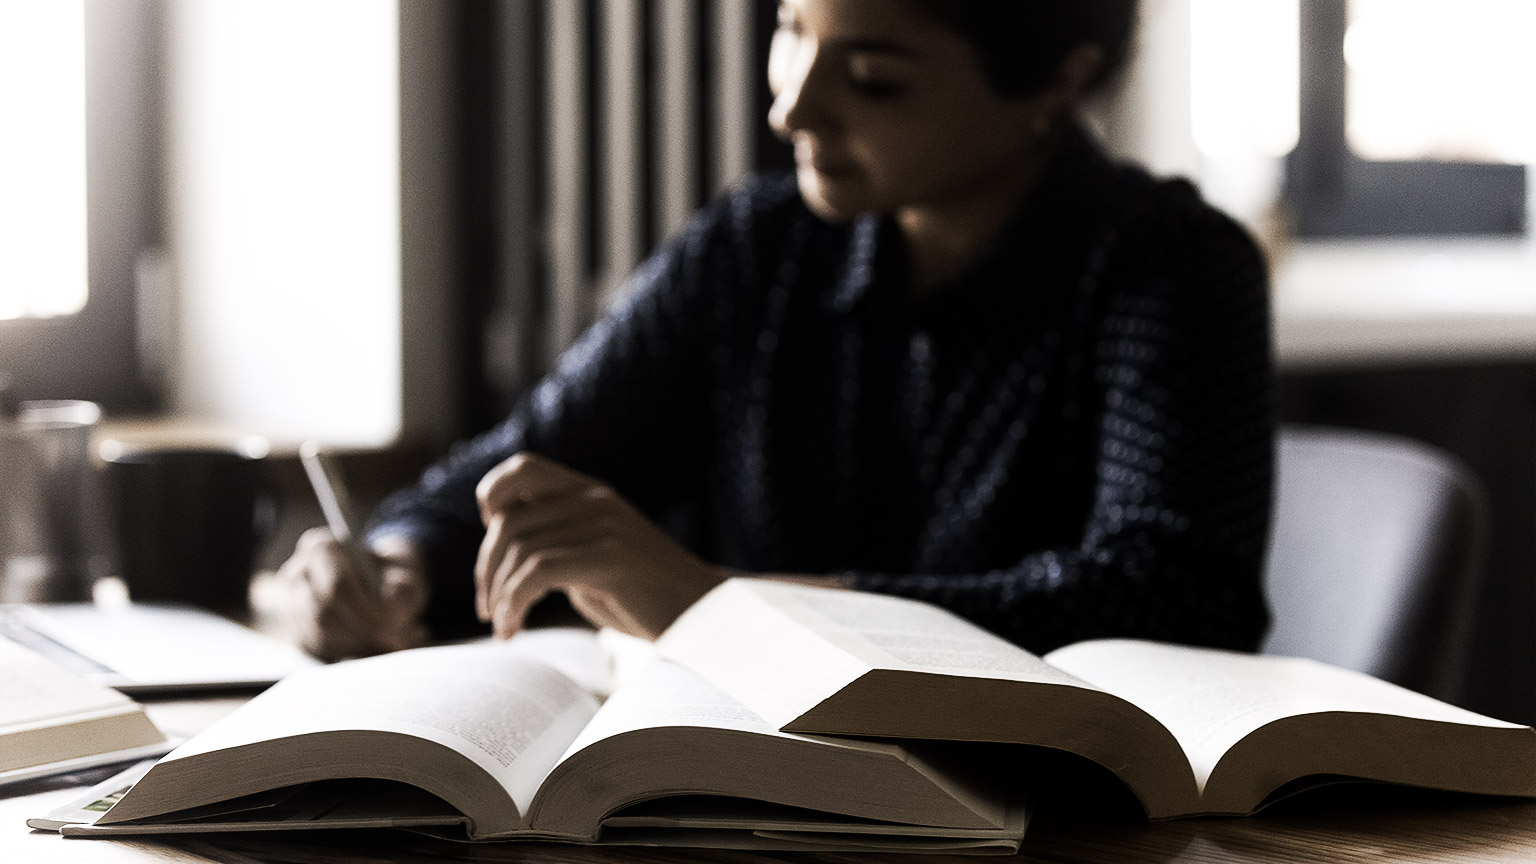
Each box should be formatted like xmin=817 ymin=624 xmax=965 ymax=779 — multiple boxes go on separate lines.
xmin=50 ymin=628 xmax=1025 ymax=853
xmin=1 ymin=635 xmax=173 ymax=786
xmin=45 ymin=580 xmax=1536 ymax=851
xmin=656 ymin=580 xmax=1536 ymax=819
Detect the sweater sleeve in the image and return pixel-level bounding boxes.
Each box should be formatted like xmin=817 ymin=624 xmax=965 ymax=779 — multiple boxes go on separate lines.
xmin=848 ymin=203 xmax=1275 ymax=654
xmin=367 ymin=194 xmax=740 ymax=636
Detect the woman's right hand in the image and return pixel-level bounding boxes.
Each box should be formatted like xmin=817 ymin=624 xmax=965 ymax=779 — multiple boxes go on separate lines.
xmin=271 ymin=529 xmax=430 ymax=661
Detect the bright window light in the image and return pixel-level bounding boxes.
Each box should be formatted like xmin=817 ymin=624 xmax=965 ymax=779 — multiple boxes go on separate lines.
xmin=1191 ymin=0 xmax=1300 ymax=160
xmin=166 ymin=0 xmax=401 ymax=446
xmin=0 ymin=0 xmax=88 ymax=320
xmin=1346 ymin=0 xmax=1535 ymax=164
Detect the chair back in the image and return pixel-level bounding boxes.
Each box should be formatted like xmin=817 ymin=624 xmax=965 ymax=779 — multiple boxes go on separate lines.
xmin=1261 ymin=426 xmax=1488 ymax=704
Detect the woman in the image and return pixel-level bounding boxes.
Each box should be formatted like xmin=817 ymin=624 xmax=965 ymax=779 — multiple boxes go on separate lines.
xmin=276 ymin=0 xmax=1273 ymax=661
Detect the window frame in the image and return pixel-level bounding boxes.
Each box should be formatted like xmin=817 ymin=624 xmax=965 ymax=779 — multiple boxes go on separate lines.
xmin=1284 ymin=0 xmax=1527 ymax=238
xmin=0 ymin=0 xmax=162 ymax=411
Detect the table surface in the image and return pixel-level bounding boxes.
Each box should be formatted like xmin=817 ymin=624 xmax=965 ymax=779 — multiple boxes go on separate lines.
xmin=1271 ymin=236 xmax=1536 ymax=370
xmin=5 ymin=697 xmax=1535 ymax=864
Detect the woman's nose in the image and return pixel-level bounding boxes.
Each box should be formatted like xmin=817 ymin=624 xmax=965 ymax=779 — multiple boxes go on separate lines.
xmin=767 ymin=37 xmax=829 ymax=139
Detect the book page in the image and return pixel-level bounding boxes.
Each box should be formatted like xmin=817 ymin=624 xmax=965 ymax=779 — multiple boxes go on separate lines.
xmin=532 ymin=656 xmax=1007 ymax=834
xmin=1 ymin=635 xmax=167 ymax=776
xmin=161 ymin=639 xmax=601 ymax=816
xmin=1045 ymin=639 xmax=1524 ymax=791
xmin=774 ymin=583 xmax=1089 ymax=683
xmin=658 ymin=579 xmax=1092 ymax=728
xmin=560 ymin=656 xmax=802 ymax=757
xmin=656 ymin=580 xmax=870 ymax=727
xmin=556 ymin=656 xmax=993 ymax=810
xmin=27 ymin=759 xmax=158 ymax=831
xmin=500 ymin=627 xmax=612 ymax=696
xmin=597 ymin=626 xmax=658 ymax=690
xmin=1 ymin=635 xmax=142 ymax=730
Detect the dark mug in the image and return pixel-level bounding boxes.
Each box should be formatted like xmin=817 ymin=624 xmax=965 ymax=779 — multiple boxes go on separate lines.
xmin=99 ymin=436 xmax=277 ymax=613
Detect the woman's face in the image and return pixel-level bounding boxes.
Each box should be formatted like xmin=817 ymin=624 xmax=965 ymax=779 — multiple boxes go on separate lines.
xmin=767 ymin=0 xmax=1048 ymax=222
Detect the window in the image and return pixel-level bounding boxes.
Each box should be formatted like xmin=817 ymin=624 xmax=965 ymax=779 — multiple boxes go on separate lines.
xmin=1285 ymin=0 xmax=1530 ymax=237
xmin=1189 ymin=0 xmax=1300 ymax=233
xmin=0 ymin=0 xmax=162 ymax=410
xmin=0 ymin=2 xmax=87 ymax=321
xmin=1343 ymin=0 xmax=1532 ymax=166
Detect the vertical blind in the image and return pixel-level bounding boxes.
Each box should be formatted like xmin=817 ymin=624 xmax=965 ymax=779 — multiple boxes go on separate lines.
xmin=536 ymin=0 xmax=755 ymax=368
xmin=468 ymin=0 xmax=756 ymax=427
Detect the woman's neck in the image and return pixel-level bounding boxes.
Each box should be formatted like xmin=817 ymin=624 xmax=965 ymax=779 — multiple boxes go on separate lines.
xmin=895 ymin=131 xmax=1062 ymax=299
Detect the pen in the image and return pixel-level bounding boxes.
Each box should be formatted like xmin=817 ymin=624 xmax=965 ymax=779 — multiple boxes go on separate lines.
xmin=299 ymin=440 xmax=384 ymax=597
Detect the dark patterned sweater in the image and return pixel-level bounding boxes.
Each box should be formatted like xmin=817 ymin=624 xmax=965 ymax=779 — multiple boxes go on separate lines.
xmin=371 ymin=126 xmax=1275 ymax=653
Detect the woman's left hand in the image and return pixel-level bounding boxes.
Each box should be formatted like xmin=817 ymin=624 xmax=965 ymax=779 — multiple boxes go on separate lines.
xmin=473 ymin=452 xmax=726 ymax=640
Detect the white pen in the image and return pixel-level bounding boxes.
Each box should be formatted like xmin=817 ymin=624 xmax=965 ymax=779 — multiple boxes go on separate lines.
xmin=299 ymin=439 xmax=384 ymax=597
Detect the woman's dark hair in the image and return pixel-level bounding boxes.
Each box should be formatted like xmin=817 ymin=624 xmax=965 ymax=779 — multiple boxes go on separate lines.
xmin=905 ymin=0 xmax=1139 ymax=99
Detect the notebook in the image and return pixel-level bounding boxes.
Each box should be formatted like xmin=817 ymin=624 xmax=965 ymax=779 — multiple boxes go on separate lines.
xmin=0 ymin=602 xmax=318 ymax=695
xmin=0 ymin=635 xmax=176 ymax=786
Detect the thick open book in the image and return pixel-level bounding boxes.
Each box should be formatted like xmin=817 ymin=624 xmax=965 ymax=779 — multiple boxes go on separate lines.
xmin=52 ymin=628 xmax=1025 ymax=853
xmin=657 ymin=580 xmax=1536 ymax=819
xmin=0 ymin=635 xmax=173 ymax=786
xmin=45 ymin=580 xmax=1536 ymax=851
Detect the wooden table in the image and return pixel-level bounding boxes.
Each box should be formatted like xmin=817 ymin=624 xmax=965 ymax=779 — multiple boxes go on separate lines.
xmin=5 ymin=697 xmax=1534 ymax=864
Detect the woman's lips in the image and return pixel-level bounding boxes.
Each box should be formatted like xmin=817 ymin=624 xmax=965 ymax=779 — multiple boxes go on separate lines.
xmin=795 ymin=142 xmax=855 ymax=176
xmin=809 ymin=161 xmax=855 ymax=176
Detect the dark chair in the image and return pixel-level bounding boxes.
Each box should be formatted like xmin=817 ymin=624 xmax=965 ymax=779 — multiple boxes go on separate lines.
xmin=1260 ymin=426 xmax=1489 ymax=705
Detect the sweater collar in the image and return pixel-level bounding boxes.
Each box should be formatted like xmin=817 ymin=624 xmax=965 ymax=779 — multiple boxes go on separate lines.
xmin=827 ymin=122 xmax=1113 ymax=315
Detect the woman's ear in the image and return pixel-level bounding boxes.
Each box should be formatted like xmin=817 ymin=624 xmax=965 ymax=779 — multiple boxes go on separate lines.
xmin=1039 ymin=43 xmax=1106 ymax=115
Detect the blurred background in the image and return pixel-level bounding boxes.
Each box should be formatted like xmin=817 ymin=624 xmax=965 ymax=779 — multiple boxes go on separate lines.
xmin=1 ymin=1 xmax=1531 ymax=721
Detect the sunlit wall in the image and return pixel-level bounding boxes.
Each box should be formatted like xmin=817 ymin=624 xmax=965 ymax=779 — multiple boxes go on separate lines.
xmin=164 ymin=0 xmax=401 ymax=447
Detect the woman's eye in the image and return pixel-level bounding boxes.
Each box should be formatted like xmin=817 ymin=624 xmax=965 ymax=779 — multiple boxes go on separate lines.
xmin=848 ymin=77 xmax=908 ymax=100
xmin=845 ymin=55 xmax=910 ymax=101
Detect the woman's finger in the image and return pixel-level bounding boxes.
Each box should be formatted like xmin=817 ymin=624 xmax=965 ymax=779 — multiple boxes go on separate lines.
xmin=475 ymin=452 xmax=595 ymax=520
xmin=306 ymin=541 xmax=391 ymax=653
xmin=475 ymin=512 xmax=512 ymax=620
xmin=491 ymin=543 xmax=623 ymax=638
xmin=474 ymin=455 xmax=591 ymax=619
xmin=477 ymin=483 xmax=627 ymax=618
xmin=489 ymin=547 xmax=568 ymax=638
xmin=494 ymin=483 xmax=614 ymax=542
xmin=272 ymin=554 xmax=325 ymax=654
xmin=475 ymin=485 xmax=601 ymax=618
xmin=378 ymin=562 xmax=430 ymax=651
xmin=279 ymin=566 xmax=370 ymax=660
xmin=567 ymin=586 xmax=645 ymax=637
xmin=273 ymin=530 xmax=431 ymax=660
xmin=482 ymin=519 xmax=611 ymax=632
